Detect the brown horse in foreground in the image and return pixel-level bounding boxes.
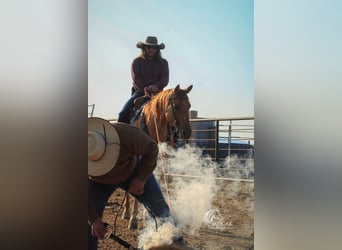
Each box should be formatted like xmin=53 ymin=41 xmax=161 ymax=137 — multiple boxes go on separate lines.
xmin=123 ymin=84 xmax=193 ymax=229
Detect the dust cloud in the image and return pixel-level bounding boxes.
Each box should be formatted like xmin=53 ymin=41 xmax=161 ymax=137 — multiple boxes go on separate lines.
xmin=138 ymin=143 xmax=254 ymax=249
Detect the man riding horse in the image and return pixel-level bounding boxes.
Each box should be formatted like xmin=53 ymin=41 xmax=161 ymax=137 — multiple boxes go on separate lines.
xmin=117 ymin=36 xmax=169 ymax=124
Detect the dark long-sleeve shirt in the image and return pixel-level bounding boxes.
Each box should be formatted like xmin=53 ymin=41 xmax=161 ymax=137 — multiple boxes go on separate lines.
xmin=131 ymin=56 xmax=169 ymax=91
xmin=88 ymin=122 xmax=159 ymax=223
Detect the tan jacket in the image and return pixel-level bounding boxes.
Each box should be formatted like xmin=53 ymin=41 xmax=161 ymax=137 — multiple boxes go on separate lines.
xmin=88 ymin=122 xmax=158 ymax=222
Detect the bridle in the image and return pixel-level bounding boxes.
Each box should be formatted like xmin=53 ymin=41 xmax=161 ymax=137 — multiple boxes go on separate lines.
xmin=168 ymin=93 xmax=188 ymax=128
xmin=143 ymin=90 xmax=189 ymax=143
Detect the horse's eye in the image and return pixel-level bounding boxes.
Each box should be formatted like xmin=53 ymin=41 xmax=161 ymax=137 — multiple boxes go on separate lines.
xmin=173 ymin=104 xmax=180 ymax=110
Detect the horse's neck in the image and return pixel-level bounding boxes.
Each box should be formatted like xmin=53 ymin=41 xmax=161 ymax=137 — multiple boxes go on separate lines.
xmin=144 ymin=102 xmax=168 ymax=143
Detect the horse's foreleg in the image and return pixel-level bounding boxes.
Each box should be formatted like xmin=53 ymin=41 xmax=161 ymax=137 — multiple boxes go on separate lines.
xmin=122 ymin=195 xmax=130 ymax=220
xmin=128 ymin=198 xmax=139 ymax=229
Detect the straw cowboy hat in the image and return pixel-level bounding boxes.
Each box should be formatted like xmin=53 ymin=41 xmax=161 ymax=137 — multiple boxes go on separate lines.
xmin=88 ymin=117 xmax=120 ymax=176
xmin=137 ymin=36 xmax=165 ymax=50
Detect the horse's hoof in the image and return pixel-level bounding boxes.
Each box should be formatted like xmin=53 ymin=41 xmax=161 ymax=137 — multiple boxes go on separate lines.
xmin=122 ymin=212 xmax=130 ymax=220
xmin=128 ymin=218 xmax=138 ymax=229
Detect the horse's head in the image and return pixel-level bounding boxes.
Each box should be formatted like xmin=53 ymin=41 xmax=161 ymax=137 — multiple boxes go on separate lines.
xmin=165 ymin=84 xmax=193 ymax=139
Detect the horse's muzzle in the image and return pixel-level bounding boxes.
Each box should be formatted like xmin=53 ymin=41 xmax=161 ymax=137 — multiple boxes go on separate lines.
xmin=180 ymin=127 xmax=192 ymax=139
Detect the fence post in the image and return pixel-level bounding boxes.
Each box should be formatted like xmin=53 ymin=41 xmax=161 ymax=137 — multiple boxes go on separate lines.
xmin=228 ymin=120 xmax=232 ymax=157
xmin=215 ymin=120 xmax=219 ymax=162
xmin=227 ymin=120 xmax=232 ymax=168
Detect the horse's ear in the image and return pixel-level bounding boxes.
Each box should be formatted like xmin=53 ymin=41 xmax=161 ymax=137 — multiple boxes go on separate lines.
xmin=185 ymin=85 xmax=193 ymax=93
xmin=173 ymin=84 xmax=180 ymax=92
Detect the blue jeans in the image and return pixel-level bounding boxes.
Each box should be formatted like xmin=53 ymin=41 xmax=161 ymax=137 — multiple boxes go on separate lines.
xmin=88 ymin=174 xmax=171 ymax=250
xmin=117 ymin=89 xmax=144 ymax=123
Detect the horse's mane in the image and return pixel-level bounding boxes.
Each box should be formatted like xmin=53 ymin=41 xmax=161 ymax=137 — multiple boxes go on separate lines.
xmin=144 ymin=88 xmax=173 ymax=116
xmin=144 ymin=87 xmax=190 ymax=117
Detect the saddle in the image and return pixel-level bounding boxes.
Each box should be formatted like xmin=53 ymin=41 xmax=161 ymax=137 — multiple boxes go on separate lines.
xmin=134 ymin=95 xmax=151 ymax=109
xmin=129 ymin=95 xmax=150 ymax=133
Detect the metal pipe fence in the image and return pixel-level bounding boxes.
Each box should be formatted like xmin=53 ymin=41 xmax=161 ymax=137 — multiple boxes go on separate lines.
xmin=106 ymin=115 xmax=254 ymax=178
xmin=179 ymin=116 xmax=254 ymax=161
xmin=106 ymin=116 xmax=254 ymax=160
xmin=177 ymin=116 xmax=254 ymax=179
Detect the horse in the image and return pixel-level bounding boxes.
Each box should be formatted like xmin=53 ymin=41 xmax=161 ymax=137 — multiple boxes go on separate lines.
xmin=122 ymin=84 xmax=193 ymax=229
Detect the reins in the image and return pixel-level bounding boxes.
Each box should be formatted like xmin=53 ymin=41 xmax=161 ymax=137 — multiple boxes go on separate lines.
xmin=169 ymin=95 xmax=179 ymax=128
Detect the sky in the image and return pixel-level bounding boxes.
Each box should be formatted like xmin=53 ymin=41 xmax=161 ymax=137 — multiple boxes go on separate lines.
xmin=88 ymin=0 xmax=254 ymax=120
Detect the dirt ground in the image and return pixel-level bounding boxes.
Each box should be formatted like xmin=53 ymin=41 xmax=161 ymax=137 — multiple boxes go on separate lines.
xmin=98 ymin=178 xmax=254 ymax=250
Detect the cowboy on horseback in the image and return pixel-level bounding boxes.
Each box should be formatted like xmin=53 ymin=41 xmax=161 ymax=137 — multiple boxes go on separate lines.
xmin=117 ymin=36 xmax=169 ymax=123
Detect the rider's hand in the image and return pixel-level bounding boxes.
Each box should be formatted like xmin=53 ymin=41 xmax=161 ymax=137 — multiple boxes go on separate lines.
xmin=144 ymin=87 xmax=152 ymax=96
xmin=128 ymin=177 xmax=146 ymax=195
xmin=91 ymin=218 xmax=106 ymax=239
xmin=147 ymin=85 xmax=159 ymax=93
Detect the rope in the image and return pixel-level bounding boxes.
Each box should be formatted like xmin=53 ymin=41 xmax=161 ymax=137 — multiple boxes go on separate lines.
xmin=104 ymin=191 xmax=138 ymax=249
xmin=151 ymin=103 xmax=173 ymax=213
xmin=165 ymin=173 xmax=254 ymax=182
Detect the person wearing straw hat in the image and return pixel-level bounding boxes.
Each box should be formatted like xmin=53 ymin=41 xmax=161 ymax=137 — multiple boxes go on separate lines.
xmin=117 ymin=36 xmax=169 ymax=123
xmin=88 ymin=118 xmax=193 ymax=250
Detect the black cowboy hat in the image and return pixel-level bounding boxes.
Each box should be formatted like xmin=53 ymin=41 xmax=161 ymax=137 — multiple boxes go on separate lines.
xmin=136 ymin=36 xmax=165 ymax=50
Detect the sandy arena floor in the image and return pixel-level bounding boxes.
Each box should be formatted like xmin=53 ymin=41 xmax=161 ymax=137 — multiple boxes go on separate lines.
xmin=98 ymin=178 xmax=254 ymax=250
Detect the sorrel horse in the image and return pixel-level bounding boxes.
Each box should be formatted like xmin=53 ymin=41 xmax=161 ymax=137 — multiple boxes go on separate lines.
xmin=123 ymin=84 xmax=193 ymax=229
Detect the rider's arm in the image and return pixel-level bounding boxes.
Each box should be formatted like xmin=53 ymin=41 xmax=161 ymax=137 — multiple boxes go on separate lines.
xmin=131 ymin=58 xmax=147 ymax=90
xmin=153 ymin=59 xmax=169 ymax=91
